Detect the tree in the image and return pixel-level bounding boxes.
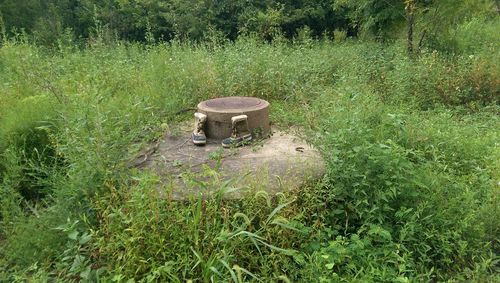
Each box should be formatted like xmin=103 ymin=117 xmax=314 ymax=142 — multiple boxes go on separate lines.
xmin=333 ymin=0 xmax=406 ymax=39
xmin=0 ymin=0 xmax=43 ymax=34
xmin=405 ymin=0 xmax=415 ymax=53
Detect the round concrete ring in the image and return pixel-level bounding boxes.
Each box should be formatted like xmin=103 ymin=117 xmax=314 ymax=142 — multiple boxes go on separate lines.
xmin=197 ymin=96 xmax=271 ymax=140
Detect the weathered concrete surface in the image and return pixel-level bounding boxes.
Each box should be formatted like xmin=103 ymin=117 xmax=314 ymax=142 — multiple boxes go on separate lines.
xmin=133 ymin=128 xmax=325 ymax=200
xmin=198 ymin=96 xmax=271 ymax=140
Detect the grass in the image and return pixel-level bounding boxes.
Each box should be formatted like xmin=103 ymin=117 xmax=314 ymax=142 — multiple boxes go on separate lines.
xmin=0 ymin=22 xmax=499 ymax=281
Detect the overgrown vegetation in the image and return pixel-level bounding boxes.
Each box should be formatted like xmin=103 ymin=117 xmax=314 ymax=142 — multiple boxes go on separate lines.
xmin=1 ymin=1 xmax=499 ymax=282
xmin=0 ymin=0 xmax=495 ymax=46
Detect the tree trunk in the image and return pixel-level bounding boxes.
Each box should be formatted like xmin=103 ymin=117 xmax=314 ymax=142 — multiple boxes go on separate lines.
xmin=417 ymin=29 xmax=427 ymax=52
xmin=406 ymin=1 xmax=415 ymax=54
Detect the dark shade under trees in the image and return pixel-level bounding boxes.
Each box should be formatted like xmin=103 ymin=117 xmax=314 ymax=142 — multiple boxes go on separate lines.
xmin=0 ymin=0 xmax=496 ymax=48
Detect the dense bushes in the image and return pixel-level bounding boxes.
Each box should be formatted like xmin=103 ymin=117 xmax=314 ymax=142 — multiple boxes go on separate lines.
xmin=0 ymin=29 xmax=499 ymax=281
xmin=312 ymin=97 xmax=498 ymax=280
xmin=0 ymin=0 xmax=351 ymax=44
xmin=1 ymin=0 xmax=496 ymax=47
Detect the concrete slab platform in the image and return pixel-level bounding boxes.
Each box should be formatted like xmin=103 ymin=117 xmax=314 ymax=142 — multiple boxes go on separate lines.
xmin=133 ymin=129 xmax=325 ymax=200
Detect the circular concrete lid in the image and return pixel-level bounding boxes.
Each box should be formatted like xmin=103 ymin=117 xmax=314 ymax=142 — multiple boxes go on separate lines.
xmin=198 ymin=96 xmax=269 ymax=114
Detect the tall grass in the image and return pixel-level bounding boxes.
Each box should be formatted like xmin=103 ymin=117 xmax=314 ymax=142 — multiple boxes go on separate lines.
xmin=0 ymin=21 xmax=499 ymax=281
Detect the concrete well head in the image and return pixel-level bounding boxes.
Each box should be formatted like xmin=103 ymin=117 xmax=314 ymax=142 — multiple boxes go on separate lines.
xmin=197 ymin=96 xmax=270 ymax=140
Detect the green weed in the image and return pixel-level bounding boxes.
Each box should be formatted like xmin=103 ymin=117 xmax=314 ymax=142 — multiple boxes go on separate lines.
xmin=0 ymin=31 xmax=498 ymax=281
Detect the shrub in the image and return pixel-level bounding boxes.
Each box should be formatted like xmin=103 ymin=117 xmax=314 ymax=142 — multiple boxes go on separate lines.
xmin=91 ymin=172 xmax=307 ymax=281
xmin=0 ymin=37 xmax=497 ymax=281
xmin=0 ymin=94 xmax=59 ymax=201
xmin=312 ymin=93 xmax=499 ymax=280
